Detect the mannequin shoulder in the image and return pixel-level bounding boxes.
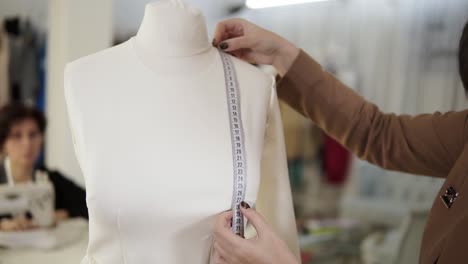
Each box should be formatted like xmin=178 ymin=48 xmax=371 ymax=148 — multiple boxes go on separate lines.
xmin=65 ymin=41 xmax=131 ymax=82
xmin=229 ymin=55 xmax=276 ymax=95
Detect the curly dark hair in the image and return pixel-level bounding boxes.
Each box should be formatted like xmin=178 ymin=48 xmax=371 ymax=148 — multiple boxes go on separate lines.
xmin=460 ymin=21 xmax=468 ymax=92
xmin=0 ymin=103 xmax=47 ymax=151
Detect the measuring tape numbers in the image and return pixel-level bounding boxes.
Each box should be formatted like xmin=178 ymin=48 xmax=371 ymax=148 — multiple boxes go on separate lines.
xmin=220 ymin=51 xmax=247 ymax=238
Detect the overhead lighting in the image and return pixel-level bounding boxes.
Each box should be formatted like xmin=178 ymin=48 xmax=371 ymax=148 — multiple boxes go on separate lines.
xmin=246 ymin=0 xmax=334 ymax=9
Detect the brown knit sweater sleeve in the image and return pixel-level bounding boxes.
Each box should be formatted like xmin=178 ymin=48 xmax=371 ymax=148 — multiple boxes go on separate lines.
xmin=277 ymin=50 xmax=468 ymax=178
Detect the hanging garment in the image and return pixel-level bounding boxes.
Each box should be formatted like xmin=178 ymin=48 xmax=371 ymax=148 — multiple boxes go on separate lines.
xmin=36 ymin=40 xmax=46 ymax=111
xmin=8 ymin=20 xmax=40 ymax=104
xmin=322 ymin=134 xmax=351 ymax=185
xmin=0 ymin=29 xmax=9 ymax=106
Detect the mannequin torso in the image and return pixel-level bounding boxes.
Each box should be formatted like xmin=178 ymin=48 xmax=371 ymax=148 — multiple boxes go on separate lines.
xmin=65 ymin=1 xmax=299 ymax=263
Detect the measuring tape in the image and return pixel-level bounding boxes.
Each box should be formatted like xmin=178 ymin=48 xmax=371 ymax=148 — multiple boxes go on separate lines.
xmin=220 ymin=51 xmax=247 ymax=238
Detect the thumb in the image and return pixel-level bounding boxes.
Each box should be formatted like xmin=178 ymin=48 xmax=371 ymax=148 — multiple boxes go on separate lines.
xmin=219 ymin=36 xmax=252 ymax=52
xmin=240 ymin=205 xmax=268 ymax=236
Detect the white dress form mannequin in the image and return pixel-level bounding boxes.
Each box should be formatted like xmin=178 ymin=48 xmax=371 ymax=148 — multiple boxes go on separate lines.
xmin=64 ymin=1 xmax=299 ymax=263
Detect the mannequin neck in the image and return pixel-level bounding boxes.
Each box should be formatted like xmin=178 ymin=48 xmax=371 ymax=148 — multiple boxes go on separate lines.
xmin=135 ymin=0 xmax=211 ymax=58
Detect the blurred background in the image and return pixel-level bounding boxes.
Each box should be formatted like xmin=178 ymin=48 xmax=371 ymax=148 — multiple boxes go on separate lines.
xmin=0 ymin=0 xmax=467 ymax=263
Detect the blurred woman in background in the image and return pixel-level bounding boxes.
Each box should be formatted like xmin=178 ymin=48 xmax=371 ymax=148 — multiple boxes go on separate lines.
xmin=0 ymin=103 xmax=87 ymax=231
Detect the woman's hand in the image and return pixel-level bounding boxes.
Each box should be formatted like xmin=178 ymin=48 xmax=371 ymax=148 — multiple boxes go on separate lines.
xmin=0 ymin=214 xmax=37 ymax=231
xmin=213 ymin=205 xmax=299 ymax=264
xmin=0 ymin=209 xmax=71 ymax=231
xmin=213 ymin=18 xmax=300 ymax=76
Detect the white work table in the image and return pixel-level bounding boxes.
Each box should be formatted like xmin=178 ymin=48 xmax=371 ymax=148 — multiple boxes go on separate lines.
xmin=0 ymin=220 xmax=88 ymax=264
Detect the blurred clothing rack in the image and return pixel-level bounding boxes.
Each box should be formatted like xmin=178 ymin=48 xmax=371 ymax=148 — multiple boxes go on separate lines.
xmin=0 ymin=16 xmax=45 ymax=108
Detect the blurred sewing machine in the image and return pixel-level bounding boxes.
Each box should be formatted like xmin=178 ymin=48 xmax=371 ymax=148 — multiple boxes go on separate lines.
xmin=0 ymin=169 xmax=87 ymax=254
xmin=0 ymin=171 xmax=55 ymax=228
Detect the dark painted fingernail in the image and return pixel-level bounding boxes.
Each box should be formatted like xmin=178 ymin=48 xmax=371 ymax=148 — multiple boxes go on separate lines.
xmin=212 ymin=38 xmax=216 ymax=46
xmin=240 ymin=201 xmax=250 ymax=209
xmin=219 ymin=42 xmax=229 ymax=50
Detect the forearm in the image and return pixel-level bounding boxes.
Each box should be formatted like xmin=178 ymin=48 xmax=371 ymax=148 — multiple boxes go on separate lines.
xmin=276 ymin=50 xmax=457 ymax=177
xmin=276 ymin=50 xmax=369 ymax=148
xmin=272 ymin=38 xmax=300 ymax=77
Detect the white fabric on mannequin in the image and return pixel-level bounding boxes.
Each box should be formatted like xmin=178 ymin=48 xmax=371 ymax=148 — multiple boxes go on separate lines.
xmin=255 ymin=85 xmax=300 ymax=257
xmin=64 ymin=1 xmax=299 ymax=263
